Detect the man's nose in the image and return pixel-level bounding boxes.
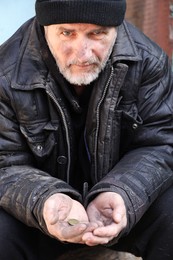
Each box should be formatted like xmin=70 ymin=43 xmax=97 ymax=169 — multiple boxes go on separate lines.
xmin=75 ymin=39 xmax=92 ymax=62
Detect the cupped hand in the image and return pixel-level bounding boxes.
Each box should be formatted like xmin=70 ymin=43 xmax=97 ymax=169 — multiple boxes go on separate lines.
xmin=83 ymin=192 xmax=127 ymax=246
xmin=43 ymin=193 xmax=97 ymax=243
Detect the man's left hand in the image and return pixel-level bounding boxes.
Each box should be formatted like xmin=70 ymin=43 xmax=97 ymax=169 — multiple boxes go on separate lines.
xmin=83 ymin=192 xmax=127 ymax=246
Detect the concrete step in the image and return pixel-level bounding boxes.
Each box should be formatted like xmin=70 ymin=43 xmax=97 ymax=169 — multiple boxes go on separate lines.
xmin=58 ymin=246 xmax=142 ymax=259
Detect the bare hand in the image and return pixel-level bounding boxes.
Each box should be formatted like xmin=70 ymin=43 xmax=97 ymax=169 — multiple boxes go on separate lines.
xmin=43 ymin=193 xmax=97 ymax=243
xmin=83 ymin=192 xmax=127 ymax=246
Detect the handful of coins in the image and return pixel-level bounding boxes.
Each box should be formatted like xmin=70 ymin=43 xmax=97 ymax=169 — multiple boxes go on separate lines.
xmin=68 ymin=219 xmax=79 ymax=226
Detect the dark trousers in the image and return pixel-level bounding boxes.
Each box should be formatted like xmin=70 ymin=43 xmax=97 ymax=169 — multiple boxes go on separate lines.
xmin=1 ymin=186 xmax=173 ymax=260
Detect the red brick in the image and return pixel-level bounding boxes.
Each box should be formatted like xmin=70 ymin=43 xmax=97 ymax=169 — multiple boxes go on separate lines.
xmin=126 ymin=0 xmax=173 ymax=58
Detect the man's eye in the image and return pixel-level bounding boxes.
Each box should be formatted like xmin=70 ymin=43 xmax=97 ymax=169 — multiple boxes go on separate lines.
xmin=93 ymin=31 xmax=102 ymax=35
xmin=90 ymin=30 xmax=106 ymax=39
xmin=62 ymin=31 xmax=72 ymax=36
xmin=93 ymin=29 xmax=107 ymax=36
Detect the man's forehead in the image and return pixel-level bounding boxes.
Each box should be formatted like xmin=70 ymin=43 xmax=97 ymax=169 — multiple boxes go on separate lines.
xmin=54 ymin=23 xmax=113 ymax=31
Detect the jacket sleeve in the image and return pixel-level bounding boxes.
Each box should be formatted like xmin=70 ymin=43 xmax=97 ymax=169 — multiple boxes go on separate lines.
xmin=0 ymin=76 xmax=81 ymax=234
xmin=85 ymin=49 xmax=173 ymax=239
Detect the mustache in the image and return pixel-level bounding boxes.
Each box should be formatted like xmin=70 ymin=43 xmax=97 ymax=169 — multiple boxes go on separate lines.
xmin=67 ymin=57 xmax=100 ymax=66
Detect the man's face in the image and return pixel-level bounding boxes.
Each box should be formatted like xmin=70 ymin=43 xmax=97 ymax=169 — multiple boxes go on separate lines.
xmin=44 ymin=23 xmax=117 ymax=86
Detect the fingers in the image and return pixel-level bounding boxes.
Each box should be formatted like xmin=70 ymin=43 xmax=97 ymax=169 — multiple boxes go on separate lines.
xmin=82 ymin=220 xmax=122 ymax=246
xmin=46 ymin=221 xmax=88 ymax=243
xmin=60 ymin=221 xmax=96 ymax=237
xmin=82 ymin=231 xmax=114 ymax=246
xmin=93 ymin=223 xmax=119 ymax=237
xmin=60 ymin=223 xmax=88 ymax=240
xmin=91 ymin=210 xmax=126 ymax=238
xmin=47 ymin=220 xmax=99 ymax=244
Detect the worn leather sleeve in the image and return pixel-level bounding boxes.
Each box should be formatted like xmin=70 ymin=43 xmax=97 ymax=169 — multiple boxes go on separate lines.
xmin=0 ymin=165 xmax=82 ymax=233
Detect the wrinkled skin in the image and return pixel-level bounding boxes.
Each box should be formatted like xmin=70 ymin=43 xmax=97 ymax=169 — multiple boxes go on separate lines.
xmin=43 ymin=194 xmax=98 ymax=243
xmin=43 ymin=192 xmax=127 ymax=245
xmin=84 ymin=192 xmax=127 ymax=246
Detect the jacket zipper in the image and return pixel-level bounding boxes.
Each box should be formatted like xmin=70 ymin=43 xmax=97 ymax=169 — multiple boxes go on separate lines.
xmin=46 ymin=87 xmax=71 ymax=184
xmin=94 ymin=66 xmax=114 ymax=182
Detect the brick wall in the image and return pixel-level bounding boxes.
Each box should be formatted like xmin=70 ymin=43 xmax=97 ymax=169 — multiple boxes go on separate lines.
xmin=125 ymin=0 xmax=173 ymax=59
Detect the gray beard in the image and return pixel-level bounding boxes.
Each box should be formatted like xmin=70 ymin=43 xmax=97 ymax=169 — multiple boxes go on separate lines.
xmin=56 ymin=44 xmax=114 ymax=86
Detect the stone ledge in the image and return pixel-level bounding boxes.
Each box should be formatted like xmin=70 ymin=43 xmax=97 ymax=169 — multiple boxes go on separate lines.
xmin=58 ymin=246 xmax=142 ymax=260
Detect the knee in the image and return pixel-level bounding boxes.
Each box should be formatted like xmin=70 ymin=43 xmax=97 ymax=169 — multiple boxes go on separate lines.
xmin=0 ymin=237 xmax=22 ymax=260
xmin=0 ymin=209 xmax=38 ymax=259
xmin=152 ymin=187 xmax=173 ymax=230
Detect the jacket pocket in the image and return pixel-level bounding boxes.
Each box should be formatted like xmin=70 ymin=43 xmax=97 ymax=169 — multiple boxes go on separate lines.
xmin=115 ymin=101 xmax=143 ymax=156
xmin=120 ymin=102 xmax=143 ymax=128
xmin=20 ymin=121 xmax=58 ymax=160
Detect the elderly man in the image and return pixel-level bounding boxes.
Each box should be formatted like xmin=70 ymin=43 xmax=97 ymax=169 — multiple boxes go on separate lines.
xmin=0 ymin=0 xmax=173 ymax=259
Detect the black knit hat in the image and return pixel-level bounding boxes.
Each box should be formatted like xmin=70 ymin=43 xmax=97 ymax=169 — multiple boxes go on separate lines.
xmin=35 ymin=0 xmax=126 ymax=27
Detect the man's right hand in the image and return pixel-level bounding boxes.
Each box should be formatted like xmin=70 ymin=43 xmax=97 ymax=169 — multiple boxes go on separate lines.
xmin=43 ymin=193 xmax=97 ymax=243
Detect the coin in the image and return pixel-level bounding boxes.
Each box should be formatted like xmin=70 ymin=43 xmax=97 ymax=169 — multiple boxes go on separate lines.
xmin=68 ymin=219 xmax=79 ymax=226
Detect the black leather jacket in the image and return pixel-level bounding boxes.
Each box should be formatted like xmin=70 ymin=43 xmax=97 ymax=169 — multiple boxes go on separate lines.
xmin=0 ymin=18 xmax=173 ymax=239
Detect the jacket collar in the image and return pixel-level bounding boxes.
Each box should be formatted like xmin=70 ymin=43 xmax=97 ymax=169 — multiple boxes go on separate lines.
xmin=11 ymin=18 xmax=48 ymax=91
xmin=111 ymin=21 xmax=142 ymax=64
xmin=11 ymin=19 xmax=141 ymax=91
